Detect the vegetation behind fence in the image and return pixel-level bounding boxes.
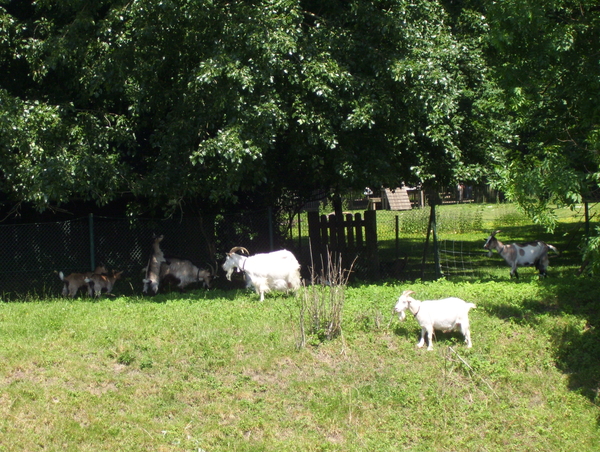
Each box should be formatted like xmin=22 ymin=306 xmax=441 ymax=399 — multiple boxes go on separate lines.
xmin=0 ymin=202 xmax=593 ymax=298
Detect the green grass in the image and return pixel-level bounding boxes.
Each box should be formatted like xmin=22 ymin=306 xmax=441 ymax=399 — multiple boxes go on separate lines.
xmin=1 ymin=204 xmax=599 ymax=451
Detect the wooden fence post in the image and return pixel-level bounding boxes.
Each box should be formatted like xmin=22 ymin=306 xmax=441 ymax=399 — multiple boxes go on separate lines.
xmin=307 ymin=211 xmax=323 ymax=273
xmin=364 ymin=210 xmax=380 ymax=280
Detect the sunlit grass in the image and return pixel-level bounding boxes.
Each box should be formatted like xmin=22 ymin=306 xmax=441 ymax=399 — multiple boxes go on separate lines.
xmin=1 ymin=203 xmax=599 ymax=451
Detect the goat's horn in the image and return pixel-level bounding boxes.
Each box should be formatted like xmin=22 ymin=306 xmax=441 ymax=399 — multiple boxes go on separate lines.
xmin=207 ymin=261 xmax=217 ymax=275
xmin=229 ymin=246 xmax=249 ymax=255
xmin=402 ymin=289 xmax=415 ymax=296
xmin=492 ymin=230 xmax=501 ymax=235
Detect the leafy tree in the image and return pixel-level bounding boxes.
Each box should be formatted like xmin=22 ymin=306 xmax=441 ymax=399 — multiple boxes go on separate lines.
xmin=474 ymin=0 xmax=600 ymax=229
xmin=0 ymin=0 xmax=504 ymax=218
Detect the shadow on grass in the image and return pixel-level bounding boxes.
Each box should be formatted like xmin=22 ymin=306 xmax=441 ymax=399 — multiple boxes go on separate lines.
xmin=480 ymin=276 xmax=599 ymax=412
xmin=384 ymin=224 xmax=599 ymax=412
xmin=541 ymin=279 xmax=600 ymax=412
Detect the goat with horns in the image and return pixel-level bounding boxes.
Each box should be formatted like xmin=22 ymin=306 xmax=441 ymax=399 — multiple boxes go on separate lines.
xmin=222 ymin=247 xmax=301 ymax=301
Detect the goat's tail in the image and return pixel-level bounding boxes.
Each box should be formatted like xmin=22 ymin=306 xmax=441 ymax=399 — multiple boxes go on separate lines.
xmin=547 ymin=244 xmax=560 ymax=255
xmin=58 ymin=271 xmax=65 ymax=281
xmin=467 ymin=303 xmax=477 ymax=310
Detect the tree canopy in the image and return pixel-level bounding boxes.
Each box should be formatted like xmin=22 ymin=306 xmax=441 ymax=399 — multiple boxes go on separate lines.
xmin=0 ymin=0 xmax=505 ymax=217
xmin=2 ymin=0 xmax=598 ymax=229
xmin=477 ymin=0 xmax=600 ymax=228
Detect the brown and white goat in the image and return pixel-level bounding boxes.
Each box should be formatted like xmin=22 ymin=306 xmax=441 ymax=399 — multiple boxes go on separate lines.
xmin=142 ymin=235 xmax=167 ymax=294
xmin=58 ymin=265 xmax=108 ymax=298
xmin=483 ymin=230 xmax=559 ymax=278
xmin=159 ymin=258 xmax=215 ymax=291
xmin=85 ymin=270 xmax=123 ymax=297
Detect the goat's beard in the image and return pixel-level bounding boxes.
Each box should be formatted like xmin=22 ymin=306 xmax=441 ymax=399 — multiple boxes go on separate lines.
xmin=487 ymin=250 xmax=493 ymax=257
xmin=396 ymin=310 xmax=406 ymax=321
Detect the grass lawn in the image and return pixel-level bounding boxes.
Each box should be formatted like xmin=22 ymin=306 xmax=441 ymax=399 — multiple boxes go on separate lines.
xmin=1 ymin=203 xmax=599 ymax=451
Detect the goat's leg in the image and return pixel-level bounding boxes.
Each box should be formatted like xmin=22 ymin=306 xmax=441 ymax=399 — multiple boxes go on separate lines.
xmin=462 ymin=324 xmax=472 ymax=348
xmin=538 ymin=256 xmax=549 ymax=277
xmin=510 ymin=265 xmax=519 ymax=278
xmin=426 ymin=326 xmax=435 ymax=351
xmin=417 ymin=328 xmax=427 ymax=348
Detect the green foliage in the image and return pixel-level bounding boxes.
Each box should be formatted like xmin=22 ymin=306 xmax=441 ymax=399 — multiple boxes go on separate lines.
xmin=0 ymin=0 xmax=503 ymax=214
xmin=478 ymin=0 xmax=600 ymax=229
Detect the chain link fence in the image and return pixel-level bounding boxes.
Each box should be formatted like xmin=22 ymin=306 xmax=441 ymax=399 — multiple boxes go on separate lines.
xmin=0 ymin=201 xmax=493 ymax=298
xmin=0 ymin=210 xmax=285 ymax=299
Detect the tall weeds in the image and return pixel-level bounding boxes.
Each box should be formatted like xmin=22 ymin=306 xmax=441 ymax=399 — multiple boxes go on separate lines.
xmin=296 ymin=251 xmax=355 ymax=348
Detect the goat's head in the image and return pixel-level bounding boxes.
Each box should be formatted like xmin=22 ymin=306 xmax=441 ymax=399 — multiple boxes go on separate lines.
xmin=222 ymin=246 xmax=250 ymax=281
xmin=394 ymin=289 xmax=416 ymax=321
xmin=483 ymin=230 xmax=501 ymax=256
xmin=94 ymin=265 xmax=108 ymax=275
xmin=198 ymin=263 xmax=216 ymax=289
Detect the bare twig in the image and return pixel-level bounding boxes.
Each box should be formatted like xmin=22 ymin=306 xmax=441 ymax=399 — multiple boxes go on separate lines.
xmin=448 ymin=346 xmax=500 ymax=399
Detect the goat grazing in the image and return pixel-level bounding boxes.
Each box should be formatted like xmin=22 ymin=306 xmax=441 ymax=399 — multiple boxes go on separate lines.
xmin=58 ymin=265 xmax=107 ymax=298
xmin=394 ymin=289 xmax=476 ymax=350
xmin=85 ymin=270 xmax=123 ymax=297
xmin=159 ymin=258 xmax=214 ymax=291
xmin=142 ymin=235 xmax=167 ymax=294
xmin=483 ymin=230 xmax=558 ymax=278
xmin=222 ymin=247 xmax=301 ymax=301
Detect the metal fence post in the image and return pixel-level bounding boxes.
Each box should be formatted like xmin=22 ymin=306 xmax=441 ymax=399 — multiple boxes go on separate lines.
xmin=88 ymin=213 xmax=96 ymax=271
xmin=432 ymin=205 xmax=442 ymax=279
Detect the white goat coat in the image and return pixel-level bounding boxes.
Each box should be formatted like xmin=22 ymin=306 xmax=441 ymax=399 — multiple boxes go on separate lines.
xmin=222 ymin=249 xmax=301 ymax=301
xmin=395 ymin=291 xmax=476 ymax=350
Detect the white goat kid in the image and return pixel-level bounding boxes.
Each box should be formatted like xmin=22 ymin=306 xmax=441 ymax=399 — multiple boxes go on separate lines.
xmin=222 ymin=247 xmax=301 ymax=301
xmin=394 ymin=290 xmax=476 ymax=351
xmin=483 ymin=230 xmax=559 ymax=278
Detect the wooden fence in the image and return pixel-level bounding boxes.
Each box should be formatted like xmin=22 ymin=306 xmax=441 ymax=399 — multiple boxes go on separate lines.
xmin=307 ymin=210 xmax=380 ymax=279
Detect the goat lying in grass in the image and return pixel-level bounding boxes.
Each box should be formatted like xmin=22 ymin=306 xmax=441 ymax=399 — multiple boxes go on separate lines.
xmin=85 ymin=270 xmax=123 ymax=298
xmin=394 ymin=289 xmax=476 ymax=350
xmin=58 ymin=265 xmax=107 ymax=298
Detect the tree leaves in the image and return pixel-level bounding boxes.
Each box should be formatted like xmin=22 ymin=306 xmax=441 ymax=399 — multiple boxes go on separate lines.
xmin=0 ymin=0 xmax=503 ymax=214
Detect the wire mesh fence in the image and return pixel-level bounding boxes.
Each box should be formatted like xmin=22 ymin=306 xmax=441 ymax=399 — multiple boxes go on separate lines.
xmin=0 ymin=205 xmax=491 ymax=298
xmin=439 ymin=240 xmax=487 ymax=279
xmin=0 ymin=210 xmax=282 ymax=299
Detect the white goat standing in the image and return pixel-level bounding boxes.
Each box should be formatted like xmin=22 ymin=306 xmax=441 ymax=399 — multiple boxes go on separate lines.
xmin=222 ymin=247 xmax=301 ymax=301
xmin=483 ymin=230 xmax=559 ymax=278
xmin=394 ymin=290 xmax=476 ymax=350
